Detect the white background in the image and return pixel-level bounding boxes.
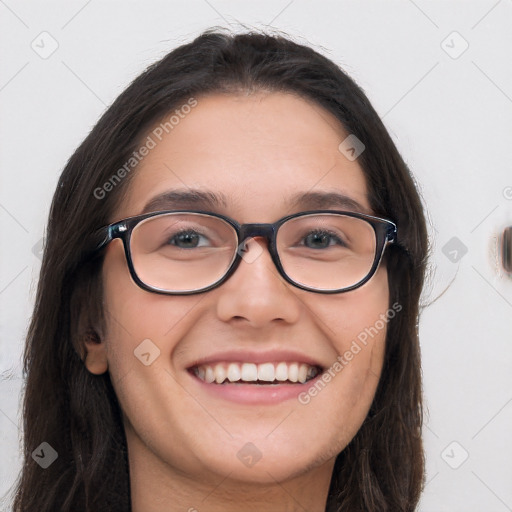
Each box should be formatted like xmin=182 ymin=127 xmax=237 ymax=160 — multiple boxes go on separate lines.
xmin=1 ymin=1 xmax=511 ymax=510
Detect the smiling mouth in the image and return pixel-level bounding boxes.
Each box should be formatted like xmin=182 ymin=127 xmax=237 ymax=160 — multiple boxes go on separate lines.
xmin=191 ymin=361 xmax=322 ymax=385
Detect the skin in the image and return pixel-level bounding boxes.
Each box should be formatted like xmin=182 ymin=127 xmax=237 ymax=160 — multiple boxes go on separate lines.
xmin=84 ymin=92 xmax=389 ymax=512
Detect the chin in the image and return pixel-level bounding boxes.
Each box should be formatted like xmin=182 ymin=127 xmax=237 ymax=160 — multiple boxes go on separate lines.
xmin=191 ymin=434 xmax=338 ymax=485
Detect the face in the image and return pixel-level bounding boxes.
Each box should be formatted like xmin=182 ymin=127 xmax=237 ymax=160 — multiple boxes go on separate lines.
xmin=87 ymin=92 xmax=389 ymax=488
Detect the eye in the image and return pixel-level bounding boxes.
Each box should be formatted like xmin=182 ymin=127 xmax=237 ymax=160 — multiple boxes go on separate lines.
xmin=167 ymin=230 xmax=210 ymax=249
xmin=302 ymin=230 xmax=345 ymax=249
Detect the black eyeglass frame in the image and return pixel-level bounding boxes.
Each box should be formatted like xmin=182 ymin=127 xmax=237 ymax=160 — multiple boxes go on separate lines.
xmin=91 ymin=209 xmax=398 ymax=295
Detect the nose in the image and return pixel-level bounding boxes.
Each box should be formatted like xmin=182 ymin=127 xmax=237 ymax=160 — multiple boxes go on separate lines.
xmin=215 ymin=238 xmax=301 ymax=328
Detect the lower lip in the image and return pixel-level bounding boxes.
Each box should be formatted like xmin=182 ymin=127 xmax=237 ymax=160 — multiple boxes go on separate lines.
xmin=188 ymin=371 xmax=322 ymax=405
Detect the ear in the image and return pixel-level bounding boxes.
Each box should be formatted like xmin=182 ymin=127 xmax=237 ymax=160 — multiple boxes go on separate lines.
xmin=82 ymin=329 xmax=109 ymax=375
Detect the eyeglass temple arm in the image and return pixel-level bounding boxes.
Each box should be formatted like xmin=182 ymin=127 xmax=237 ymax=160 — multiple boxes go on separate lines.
xmin=386 ymin=223 xmax=398 ymax=244
xmin=80 ymin=223 xmax=127 ymax=263
xmin=384 ymin=222 xmax=414 ymax=261
xmin=88 ymin=225 xmax=115 ymax=253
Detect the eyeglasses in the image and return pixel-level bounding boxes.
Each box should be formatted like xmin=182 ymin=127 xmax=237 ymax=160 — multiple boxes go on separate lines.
xmin=92 ymin=210 xmax=397 ymax=295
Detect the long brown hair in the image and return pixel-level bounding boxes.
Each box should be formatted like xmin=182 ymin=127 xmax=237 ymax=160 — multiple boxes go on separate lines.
xmin=11 ymin=29 xmax=427 ymax=511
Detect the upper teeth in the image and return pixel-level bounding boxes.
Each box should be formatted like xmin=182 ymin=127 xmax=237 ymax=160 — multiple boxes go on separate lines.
xmin=194 ymin=362 xmax=319 ymax=384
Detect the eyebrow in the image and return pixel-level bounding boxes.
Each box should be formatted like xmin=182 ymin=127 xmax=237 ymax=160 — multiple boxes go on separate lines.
xmin=140 ymin=189 xmax=367 ymax=215
xmin=140 ymin=189 xmax=229 ymax=214
xmin=286 ymin=191 xmax=368 ymax=213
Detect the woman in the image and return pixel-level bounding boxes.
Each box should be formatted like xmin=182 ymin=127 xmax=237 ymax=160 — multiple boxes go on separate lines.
xmin=13 ymin=30 xmax=427 ymax=511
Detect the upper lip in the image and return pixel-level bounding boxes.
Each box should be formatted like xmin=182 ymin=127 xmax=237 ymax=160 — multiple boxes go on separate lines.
xmin=186 ymin=349 xmax=325 ymax=370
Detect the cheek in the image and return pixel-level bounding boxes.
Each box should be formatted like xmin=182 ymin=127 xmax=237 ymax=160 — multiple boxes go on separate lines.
xmin=301 ymin=266 xmax=390 ymax=429
xmin=313 ymin=265 xmax=390 ymax=353
xmin=99 ymin=241 xmax=198 ymax=389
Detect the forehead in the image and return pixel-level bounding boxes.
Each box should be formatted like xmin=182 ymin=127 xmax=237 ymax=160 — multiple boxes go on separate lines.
xmin=117 ymin=92 xmax=370 ymax=222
